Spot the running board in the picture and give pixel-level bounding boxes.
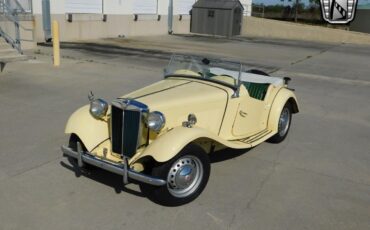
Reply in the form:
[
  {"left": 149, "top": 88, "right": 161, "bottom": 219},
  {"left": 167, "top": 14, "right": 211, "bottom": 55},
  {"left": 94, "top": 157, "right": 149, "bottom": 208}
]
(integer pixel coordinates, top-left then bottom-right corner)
[{"left": 230, "top": 129, "right": 275, "bottom": 147}]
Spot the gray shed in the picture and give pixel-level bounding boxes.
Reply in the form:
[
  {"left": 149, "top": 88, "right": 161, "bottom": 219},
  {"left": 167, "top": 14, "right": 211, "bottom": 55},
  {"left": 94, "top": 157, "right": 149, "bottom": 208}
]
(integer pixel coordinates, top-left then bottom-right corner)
[{"left": 190, "top": 0, "right": 244, "bottom": 37}]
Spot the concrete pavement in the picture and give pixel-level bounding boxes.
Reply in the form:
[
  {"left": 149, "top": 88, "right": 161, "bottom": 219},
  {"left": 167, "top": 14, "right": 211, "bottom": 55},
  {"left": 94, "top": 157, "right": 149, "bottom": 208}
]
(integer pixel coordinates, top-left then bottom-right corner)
[{"left": 0, "top": 35, "right": 369, "bottom": 230}]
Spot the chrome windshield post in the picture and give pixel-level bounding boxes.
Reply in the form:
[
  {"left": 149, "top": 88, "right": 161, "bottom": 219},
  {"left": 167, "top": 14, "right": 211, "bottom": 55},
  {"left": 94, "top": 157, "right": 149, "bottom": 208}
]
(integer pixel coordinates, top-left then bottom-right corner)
[{"left": 232, "top": 63, "right": 243, "bottom": 98}]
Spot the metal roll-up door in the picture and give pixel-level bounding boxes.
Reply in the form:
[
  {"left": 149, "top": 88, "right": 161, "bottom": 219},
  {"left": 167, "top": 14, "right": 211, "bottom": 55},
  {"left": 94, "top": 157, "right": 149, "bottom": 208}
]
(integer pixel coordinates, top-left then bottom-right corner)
[
  {"left": 174, "top": 0, "right": 195, "bottom": 15},
  {"left": 65, "top": 0, "right": 103, "bottom": 14},
  {"left": 133, "top": 0, "right": 158, "bottom": 14}
]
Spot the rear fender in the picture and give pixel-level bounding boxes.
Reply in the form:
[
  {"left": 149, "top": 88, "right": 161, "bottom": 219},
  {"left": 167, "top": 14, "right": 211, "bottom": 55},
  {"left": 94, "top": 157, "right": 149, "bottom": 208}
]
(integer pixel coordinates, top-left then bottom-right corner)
[
  {"left": 65, "top": 105, "right": 109, "bottom": 151},
  {"left": 268, "top": 88, "right": 299, "bottom": 132}
]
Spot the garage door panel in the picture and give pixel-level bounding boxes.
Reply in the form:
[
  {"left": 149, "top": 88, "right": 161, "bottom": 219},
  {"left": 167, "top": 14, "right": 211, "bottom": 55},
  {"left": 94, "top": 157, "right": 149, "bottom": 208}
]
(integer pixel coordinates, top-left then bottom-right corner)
[
  {"left": 133, "top": 0, "right": 158, "bottom": 14},
  {"left": 174, "top": 0, "right": 195, "bottom": 15},
  {"left": 65, "top": 0, "right": 103, "bottom": 14}
]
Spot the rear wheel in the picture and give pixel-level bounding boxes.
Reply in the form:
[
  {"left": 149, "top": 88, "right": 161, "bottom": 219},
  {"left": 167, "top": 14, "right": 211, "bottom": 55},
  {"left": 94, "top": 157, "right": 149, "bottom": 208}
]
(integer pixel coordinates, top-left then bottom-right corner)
[
  {"left": 268, "top": 103, "right": 292, "bottom": 143},
  {"left": 141, "top": 144, "right": 210, "bottom": 206}
]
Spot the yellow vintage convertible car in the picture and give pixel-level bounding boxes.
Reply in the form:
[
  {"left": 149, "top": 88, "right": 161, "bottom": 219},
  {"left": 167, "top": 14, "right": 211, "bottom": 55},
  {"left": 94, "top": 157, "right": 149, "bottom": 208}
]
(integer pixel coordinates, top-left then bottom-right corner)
[{"left": 62, "top": 55, "right": 299, "bottom": 206}]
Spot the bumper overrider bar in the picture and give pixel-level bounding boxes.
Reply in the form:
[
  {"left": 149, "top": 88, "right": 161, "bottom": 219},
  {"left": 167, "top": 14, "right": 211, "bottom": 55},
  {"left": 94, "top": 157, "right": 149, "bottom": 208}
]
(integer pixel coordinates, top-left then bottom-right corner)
[{"left": 61, "top": 143, "right": 166, "bottom": 186}]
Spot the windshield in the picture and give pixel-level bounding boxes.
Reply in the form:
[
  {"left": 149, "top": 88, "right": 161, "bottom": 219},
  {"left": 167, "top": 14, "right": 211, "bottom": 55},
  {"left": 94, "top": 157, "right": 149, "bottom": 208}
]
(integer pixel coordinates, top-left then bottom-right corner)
[{"left": 164, "top": 55, "right": 246, "bottom": 89}]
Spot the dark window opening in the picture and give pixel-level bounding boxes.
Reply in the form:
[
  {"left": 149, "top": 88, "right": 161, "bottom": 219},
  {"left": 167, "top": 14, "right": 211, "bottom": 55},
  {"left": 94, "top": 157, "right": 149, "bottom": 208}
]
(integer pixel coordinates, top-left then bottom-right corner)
[{"left": 208, "top": 10, "right": 215, "bottom": 17}]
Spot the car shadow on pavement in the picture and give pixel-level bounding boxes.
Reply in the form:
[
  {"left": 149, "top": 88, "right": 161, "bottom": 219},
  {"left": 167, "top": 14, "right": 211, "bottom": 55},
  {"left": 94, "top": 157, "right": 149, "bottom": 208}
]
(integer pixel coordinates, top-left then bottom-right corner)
[
  {"left": 60, "top": 157, "right": 145, "bottom": 197},
  {"left": 209, "top": 148, "right": 252, "bottom": 163},
  {"left": 59, "top": 147, "right": 252, "bottom": 200}
]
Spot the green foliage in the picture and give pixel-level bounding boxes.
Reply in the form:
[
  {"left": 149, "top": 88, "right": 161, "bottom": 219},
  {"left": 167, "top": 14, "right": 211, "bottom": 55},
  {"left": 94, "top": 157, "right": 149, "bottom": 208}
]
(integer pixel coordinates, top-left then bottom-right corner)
[
  {"left": 252, "top": 1, "right": 324, "bottom": 24},
  {"left": 309, "top": 0, "right": 321, "bottom": 5},
  {"left": 265, "top": 4, "right": 285, "bottom": 13},
  {"left": 292, "top": 2, "right": 306, "bottom": 11}
]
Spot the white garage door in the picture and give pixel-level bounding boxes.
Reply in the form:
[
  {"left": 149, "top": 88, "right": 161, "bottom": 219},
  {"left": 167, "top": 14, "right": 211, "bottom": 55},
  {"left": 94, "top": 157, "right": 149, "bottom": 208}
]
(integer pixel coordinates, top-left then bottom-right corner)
[
  {"left": 174, "top": 0, "right": 195, "bottom": 15},
  {"left": 133, "top": 0, "right": 158, "bottom": 14},
  {"left": 65, "top": 0, "right": 103, "bottom": 14}
]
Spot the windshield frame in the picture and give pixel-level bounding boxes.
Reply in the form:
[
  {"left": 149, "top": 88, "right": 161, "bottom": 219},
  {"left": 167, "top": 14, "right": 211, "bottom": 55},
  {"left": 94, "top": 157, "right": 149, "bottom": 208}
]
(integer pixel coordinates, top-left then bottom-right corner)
[
  {"left": 164, "top": 74, "right": 239, "bottom": 91},
  {"left": 164, "top": 55, "right": 243, "bottom": 94}
]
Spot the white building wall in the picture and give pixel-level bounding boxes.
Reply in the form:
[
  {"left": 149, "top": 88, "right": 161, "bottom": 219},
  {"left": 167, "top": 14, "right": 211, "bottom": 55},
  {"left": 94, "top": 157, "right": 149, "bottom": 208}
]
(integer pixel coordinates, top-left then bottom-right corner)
[
  {"left": 32, "top": 0, "right": 170, "bottom": 15},
  {"left": 104, "top": 0, "right": 159, "bottom": 15},
  {"left": 31, "top": 0, "right": 42, "bottom": 14},
  {"left": 30, "top": 0, "right": 192, "bottom": 42},
  {"left": 103, "top": 0, "right": 133, "bottom": 15},
  {"left": 32, "top": 0, "right": 65, "bottom": 14},
  {"left": 49, "top": 1, "right": 65, "bottom": 14},
  {"left": 32, "top": 0, "right": 249, "bottom": 16},
  {"left": 239, "top": 0, "right": 252, "bottom": 16},
  {"left": 65, "top": 0, "right": 102, "bottom": 14},
  {"left": 158, "top": 0, "right": 169, "bottom": 15},
  {"left": 174, "top": 0, "right": 195, "bottom": 15},
  {"left": 29, "top": 0, "right": 249, "bottom": 43},
  {"left": 105, "top": 0, "right": 169, "bottom": 15}
]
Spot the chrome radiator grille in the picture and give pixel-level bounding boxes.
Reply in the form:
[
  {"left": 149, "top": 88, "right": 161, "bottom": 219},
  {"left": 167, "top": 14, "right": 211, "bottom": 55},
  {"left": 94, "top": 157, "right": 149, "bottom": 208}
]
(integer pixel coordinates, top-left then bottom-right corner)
[
  {"left": 111, "top": 99, "right": 149, "bottom": 158},
  {"left": 111, "top": 105, "right": 125, "bottom": 155}
]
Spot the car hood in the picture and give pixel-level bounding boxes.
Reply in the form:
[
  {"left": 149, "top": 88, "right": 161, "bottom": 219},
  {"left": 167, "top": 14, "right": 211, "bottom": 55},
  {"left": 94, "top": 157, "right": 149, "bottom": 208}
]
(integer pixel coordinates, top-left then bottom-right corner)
[{"left": 121, "top": 78, "right": 230, "bottom": 135}]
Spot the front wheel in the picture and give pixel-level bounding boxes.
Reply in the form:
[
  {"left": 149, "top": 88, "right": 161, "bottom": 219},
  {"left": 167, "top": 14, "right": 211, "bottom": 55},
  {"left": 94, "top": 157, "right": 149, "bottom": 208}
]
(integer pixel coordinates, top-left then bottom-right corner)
[
  {"left": 67, "top": 134, "right": 95, "bottom": 170},
  {"left": 268, "top": 102, "right": 292, "bottom": 143},
  {"left": 141, "top": 144, "right": 210, "bottom": 206}
]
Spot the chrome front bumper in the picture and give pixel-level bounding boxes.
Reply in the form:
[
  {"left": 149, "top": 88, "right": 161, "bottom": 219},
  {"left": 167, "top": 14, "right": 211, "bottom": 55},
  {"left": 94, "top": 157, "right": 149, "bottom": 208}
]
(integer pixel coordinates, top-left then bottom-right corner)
[{"left": 61, "top": 144, "right": 166, "bottom": 186}]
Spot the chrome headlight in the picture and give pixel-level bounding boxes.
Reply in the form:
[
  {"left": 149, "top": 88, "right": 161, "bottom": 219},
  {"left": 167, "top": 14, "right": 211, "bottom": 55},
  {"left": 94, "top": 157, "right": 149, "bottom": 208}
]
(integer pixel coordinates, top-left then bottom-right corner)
[
  {"left": 89, "top": 98, "right": 108, "bottom": 119},
  {"left": 147, "top": 111, "right": 166, "bottom": 132}
]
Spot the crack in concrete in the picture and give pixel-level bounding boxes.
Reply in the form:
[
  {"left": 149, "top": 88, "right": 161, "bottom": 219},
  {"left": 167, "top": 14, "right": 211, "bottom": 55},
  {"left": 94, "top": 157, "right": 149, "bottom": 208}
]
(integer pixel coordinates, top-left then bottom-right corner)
[
  {"left": 0, "top": 156, "right": 63, "bottom": 183},
  {"left": 227, "top": 140, "right": 290, "bottom": 230},
  {"left": 289, "top": 45, "right": 336, "bottom": 66},
  {"left": 245, "top": 140, "right": 288, "bottom": 209},
  {"left": 269, "top": 43, "right": 344, "bottom": 74},
  {"left": 227, "top": 213, "right": 236, "bottom": 230}
]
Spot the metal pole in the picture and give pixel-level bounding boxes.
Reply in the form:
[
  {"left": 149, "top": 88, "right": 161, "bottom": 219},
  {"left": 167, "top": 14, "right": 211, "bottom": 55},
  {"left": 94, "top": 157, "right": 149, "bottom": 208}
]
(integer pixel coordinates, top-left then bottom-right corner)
[
  {"left": 14, "top": 13, "right": 21, "bottom": 50},
  {"left": 52, "top": 20, "right": 60, "bottom": 67},
  {"left": 294, "top": 0, "right": 298, "bottom": 22},
  {"left": 8, "top": 0, "right": 22, "bottom": 52},
  {"left": 168, "top": 0, "right": 173, "bottom": 34},
  {"left": 42, "top": 0, "right": 52, "bottom": 41}
]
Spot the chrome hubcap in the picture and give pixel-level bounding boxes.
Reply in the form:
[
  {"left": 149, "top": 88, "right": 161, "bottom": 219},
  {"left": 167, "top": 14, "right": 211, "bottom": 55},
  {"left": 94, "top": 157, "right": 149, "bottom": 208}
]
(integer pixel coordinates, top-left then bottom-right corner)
[
  {"left": 167, "top": 155, "right": 203, "bottom": 198},
  {"left": 278, "top": 107, "right": 290, "bottom": 137}
]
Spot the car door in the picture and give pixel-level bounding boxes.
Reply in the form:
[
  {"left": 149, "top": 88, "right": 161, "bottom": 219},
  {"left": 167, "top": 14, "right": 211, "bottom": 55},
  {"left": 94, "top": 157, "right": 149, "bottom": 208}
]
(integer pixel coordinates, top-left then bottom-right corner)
[{"left": 232, "top": 85, "right": 270, "bottom": 137}]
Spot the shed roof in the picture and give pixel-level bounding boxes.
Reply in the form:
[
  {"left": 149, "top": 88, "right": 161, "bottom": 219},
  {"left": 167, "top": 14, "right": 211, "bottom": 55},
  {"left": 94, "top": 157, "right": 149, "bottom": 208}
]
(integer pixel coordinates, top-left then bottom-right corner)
[{"left": 193, "top": 0, "right": 243, "bottom": 10}]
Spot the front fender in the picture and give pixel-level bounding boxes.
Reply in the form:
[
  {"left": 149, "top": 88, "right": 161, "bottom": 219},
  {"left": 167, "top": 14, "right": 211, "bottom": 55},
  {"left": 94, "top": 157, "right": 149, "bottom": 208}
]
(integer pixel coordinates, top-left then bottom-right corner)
[
  {"left": 65, "top": 105, "right": 109, "bottom": 151},
  {"left": 268, "top": 88, "right": 299, "bottom": 132},
  {"left": 131, "top": 126, "right": 252, "bottom": 163}
]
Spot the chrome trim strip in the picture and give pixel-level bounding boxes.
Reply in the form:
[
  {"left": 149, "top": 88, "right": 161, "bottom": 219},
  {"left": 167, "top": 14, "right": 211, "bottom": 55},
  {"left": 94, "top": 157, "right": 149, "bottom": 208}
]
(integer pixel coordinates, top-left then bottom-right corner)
[
  {"left": 121, "top": 107, "right": 125, "bottom": 157},
  {"left": 61, "top": 145, "right": 166, "bottom": 186},
  {"left": 77, "top": 142, "right": 84, "bottom": 167},
  {"left": 123, "top": 156, "right": 129, "bottom": 184},
  {"left": 136, "top": 111, "right": 143, "bottom": 150},
  {"left": 112, "top": 99, "right": 149, "bottom": 112}
]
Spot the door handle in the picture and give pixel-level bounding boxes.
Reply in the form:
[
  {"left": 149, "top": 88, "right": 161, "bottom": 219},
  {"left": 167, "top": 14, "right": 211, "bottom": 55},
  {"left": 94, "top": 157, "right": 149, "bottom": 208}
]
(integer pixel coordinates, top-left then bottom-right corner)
[{"left": 239, "top": 110, "right": 247, "bottom": 117}]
